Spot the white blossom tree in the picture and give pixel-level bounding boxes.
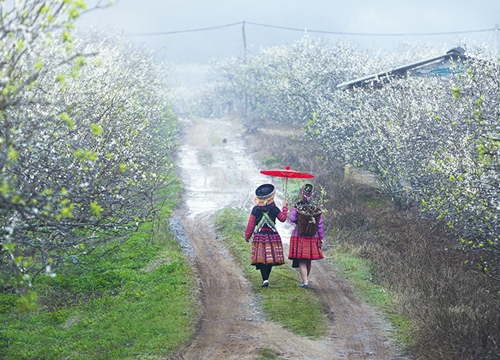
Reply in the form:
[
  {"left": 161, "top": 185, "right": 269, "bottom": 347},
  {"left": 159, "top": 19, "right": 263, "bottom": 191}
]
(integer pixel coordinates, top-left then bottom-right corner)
[
  {"left": 193, "top": 37, "right": 499, "bottom": 275},
  {"left": 0, "top": 1, "right": 178, "bottom": 296},
  {"left": 309, "top": 53, "right": 499, "bottom": 275}
]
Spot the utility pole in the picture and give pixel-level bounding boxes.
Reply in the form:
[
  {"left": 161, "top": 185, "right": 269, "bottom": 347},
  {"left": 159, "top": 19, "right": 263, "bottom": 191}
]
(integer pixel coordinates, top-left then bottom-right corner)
[
  {"left": 242, "top": 21, "right": 248, "bottom": 115},
  {"left": 496, "top": 24, "right": 499, "bottom": 56},
  {"left": 242, "top": 21, "right": 247, "bottom": 63}
]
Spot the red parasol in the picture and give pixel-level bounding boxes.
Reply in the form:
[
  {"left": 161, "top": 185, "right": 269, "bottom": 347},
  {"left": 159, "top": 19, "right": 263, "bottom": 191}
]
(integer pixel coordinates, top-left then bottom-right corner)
[
  {"left": 260, "top": 166, "right": 314, "bottom": 179},
  {"left": 260, "top": 166, "right": 314, "bottom": 199}
]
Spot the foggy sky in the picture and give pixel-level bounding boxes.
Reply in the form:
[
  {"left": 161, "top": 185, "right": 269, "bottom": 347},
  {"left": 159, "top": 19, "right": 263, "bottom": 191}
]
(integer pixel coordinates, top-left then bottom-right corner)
[{"left": 77, "top": 0, "right": 500, "bottom": 64}]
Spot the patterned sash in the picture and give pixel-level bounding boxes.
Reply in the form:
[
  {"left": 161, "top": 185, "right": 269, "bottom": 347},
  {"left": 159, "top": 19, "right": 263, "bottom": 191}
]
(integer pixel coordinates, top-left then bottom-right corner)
[{"left": 255, "top": 211, "right": 276, "bottom": 233}]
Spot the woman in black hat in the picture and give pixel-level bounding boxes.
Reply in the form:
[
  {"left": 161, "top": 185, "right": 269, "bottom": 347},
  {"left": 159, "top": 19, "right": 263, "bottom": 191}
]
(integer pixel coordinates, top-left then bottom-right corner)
[{"left": 244, "top": 183, "right": 288, "bottom": 287}]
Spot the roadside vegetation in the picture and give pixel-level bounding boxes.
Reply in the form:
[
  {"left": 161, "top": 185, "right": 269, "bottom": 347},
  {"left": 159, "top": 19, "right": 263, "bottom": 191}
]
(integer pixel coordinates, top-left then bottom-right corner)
[
  {"left": 0, "top": 184, "right": 197, "bottom": 359},
  {"left": 1, "top": 2, "right": 196, "bottom": 359},
  {"left": 187, "top": 37, "right": 500, "bottom": 358},
  {"left": 331, "top": 246, "right": 413, "bottom": 346},
  {"left": 1, "top": 1, "right": 178, "bottom": 298}
]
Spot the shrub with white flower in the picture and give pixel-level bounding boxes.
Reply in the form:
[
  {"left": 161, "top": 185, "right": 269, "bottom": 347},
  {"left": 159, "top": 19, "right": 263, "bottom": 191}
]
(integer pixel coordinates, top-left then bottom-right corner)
[{"left": 0, "top": 1, "right": 178, "bottom": 295}]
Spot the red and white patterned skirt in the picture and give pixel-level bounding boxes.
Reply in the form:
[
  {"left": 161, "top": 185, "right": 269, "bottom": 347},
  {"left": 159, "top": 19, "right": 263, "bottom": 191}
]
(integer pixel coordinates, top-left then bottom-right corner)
[
  {"left": 251, "top": 232, "right": 285, "bottom": 266},
  {"left": 288, "top": 229, "right": 323, "bottom": 264}
]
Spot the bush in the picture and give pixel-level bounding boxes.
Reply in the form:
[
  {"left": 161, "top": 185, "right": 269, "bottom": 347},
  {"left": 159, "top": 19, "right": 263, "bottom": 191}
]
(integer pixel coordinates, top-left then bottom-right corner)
[{"left": 1, "top": 27, "right": 178, "bottom": 295}]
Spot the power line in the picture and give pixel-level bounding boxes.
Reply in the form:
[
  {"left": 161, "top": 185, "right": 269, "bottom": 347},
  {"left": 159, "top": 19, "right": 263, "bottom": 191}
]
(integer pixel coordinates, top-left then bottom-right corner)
[
  {"left": 126, "top": 22, "right": 241, "bottom": 36},
  {"left": 246, "top": 21, "right": 494, "bottom": 36},
  {"left": 125, "top": 20, "right": 496, "bottom": 38}
]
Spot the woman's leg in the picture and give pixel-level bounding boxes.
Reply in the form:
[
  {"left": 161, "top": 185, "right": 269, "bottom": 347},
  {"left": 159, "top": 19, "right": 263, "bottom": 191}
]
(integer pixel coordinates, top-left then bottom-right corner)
[
  {"left": 260, "top": 264, "right": 272, "bottom": 281},
  {"left": 306, "top": 259, "right": 312, "bottom": 276},
  {"left": 299, "top": 260, "right": 309, "bottom": 285}
]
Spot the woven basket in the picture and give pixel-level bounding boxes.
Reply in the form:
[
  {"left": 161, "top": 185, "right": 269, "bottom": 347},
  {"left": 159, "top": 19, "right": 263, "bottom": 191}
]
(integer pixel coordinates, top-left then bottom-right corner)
[{"left": 296, "top": 205, "right": 322, "bottom": 237}]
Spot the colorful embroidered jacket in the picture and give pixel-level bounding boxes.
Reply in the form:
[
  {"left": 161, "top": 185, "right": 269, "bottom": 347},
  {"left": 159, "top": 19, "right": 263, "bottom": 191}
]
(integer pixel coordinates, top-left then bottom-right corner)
[{"left": 245, "top": 202, "right": 288, "bottom": 239}]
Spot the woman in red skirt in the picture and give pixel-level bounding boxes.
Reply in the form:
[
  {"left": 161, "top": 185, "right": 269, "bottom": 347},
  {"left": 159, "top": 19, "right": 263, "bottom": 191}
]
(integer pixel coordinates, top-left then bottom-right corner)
[
  {"left": 288, "top": 184, "right": 324, "bottom": 289},
  {"left": 245, "top": 183, "right": 288, "bottom": 287}
]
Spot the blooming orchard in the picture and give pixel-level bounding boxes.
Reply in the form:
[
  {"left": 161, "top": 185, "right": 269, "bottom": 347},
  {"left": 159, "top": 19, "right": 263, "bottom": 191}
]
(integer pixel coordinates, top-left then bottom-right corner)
[
  {"left": 193, "top": 36, "right": 499, "bottom": 275},
  {"left": 0, "top": 1, "right": 177, "bottom": 293}
]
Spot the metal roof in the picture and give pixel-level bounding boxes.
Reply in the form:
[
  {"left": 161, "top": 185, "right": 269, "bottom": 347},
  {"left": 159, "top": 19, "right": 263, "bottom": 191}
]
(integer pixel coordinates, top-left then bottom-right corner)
[{"left": 337, "top": 47, "right": 467, "bottom": 90}]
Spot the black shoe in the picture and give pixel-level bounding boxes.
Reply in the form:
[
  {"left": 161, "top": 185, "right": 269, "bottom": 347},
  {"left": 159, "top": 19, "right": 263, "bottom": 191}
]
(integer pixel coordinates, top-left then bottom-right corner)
[
  {"left": 262, "top": 280, "right": 269, "bottom": 287},
  {"left": 300, "top": 283, "right": 309, "bottom": 289}
]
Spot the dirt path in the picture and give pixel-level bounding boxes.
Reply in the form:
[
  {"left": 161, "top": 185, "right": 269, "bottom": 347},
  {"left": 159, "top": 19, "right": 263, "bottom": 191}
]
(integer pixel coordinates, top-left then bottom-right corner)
[{"left": 169, "top": 117, "right": 406, "bottom": 360}]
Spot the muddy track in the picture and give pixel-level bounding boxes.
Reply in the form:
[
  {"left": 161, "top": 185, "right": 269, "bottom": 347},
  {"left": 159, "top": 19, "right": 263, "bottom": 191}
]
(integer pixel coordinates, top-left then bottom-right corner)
[{"left": 169, "top": 117, "right": 407, "bottom": 360}]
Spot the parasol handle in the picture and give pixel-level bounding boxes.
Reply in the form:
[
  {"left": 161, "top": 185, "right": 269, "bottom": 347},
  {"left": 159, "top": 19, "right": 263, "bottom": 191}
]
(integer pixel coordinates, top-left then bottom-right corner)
[{"left": 285, "top": 178, "right": 289, "bottom": 202}]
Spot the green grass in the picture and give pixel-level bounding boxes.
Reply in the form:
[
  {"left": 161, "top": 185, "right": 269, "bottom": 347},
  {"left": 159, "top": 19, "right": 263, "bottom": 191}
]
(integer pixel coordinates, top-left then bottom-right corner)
[
  {"left": 0, "top": 184, "right": 196, "bottom": 360},
  {"left": 329, "top": 246, "right": 413, "bottom": 347},
  {"left": 358, "top": 187, "right": 392, "bottom": 208},
  {"left": 214, "top": 208, "right": 327, "bottom": 338},
  {"left": 262, "top": 155, "right": 281, "bottom": 168},
  {"left": 257, "top": 347, "right": 283, "bottom": 359}
]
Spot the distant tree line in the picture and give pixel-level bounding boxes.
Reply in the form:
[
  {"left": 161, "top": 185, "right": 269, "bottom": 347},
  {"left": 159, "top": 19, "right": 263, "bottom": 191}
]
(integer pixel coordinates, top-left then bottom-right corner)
[
  {"left": 191, "top": 36, "right": 499, "bottom": 278},
  {"left": 0, "top": 1, "right": 178, "bottom": 297}
]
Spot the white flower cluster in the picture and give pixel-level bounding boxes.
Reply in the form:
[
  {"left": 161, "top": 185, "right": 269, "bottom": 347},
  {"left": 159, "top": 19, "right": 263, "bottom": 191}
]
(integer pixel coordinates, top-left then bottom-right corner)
[
  {"left": 194, "top": 36, "right": 499, "bottom": 254},
  {"left": 0, "top": 2, "right": 178, "bottom": 290}
]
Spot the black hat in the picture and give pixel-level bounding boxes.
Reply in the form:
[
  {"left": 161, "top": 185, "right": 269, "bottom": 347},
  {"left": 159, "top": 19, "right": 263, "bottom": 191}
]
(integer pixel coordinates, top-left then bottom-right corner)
[{"left": 254, "top": 184, "right": 276, "bottom": 206}]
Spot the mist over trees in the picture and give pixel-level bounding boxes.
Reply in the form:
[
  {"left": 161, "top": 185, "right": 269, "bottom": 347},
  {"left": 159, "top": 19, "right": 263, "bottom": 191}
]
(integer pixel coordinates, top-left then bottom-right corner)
[
  {"left": 0, "top": 1, "right": 177, "bottom": 297},
  {"left": 189, "top": 36, "right": 499, "bottom": 278}
]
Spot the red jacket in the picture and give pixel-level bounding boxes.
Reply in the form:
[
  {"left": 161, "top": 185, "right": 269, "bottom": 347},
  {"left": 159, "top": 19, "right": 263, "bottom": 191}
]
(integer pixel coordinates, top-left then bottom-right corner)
[{"left": 245, "top": 202, "right": 288, "bottom": 240}]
